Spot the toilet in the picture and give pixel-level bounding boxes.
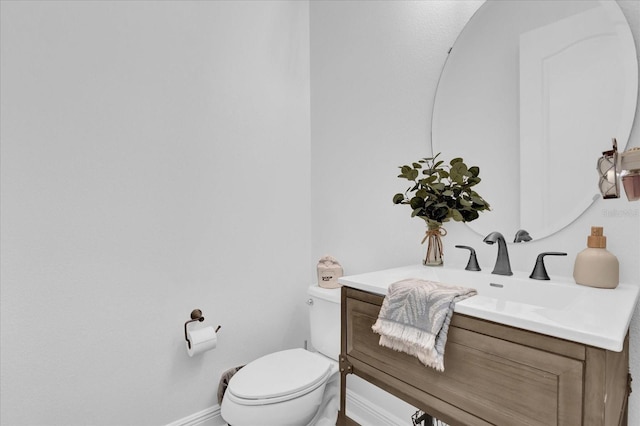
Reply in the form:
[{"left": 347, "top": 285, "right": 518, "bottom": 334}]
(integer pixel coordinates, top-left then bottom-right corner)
[{"left": 220, "top": 285, "right": 341, "bottom": 426}]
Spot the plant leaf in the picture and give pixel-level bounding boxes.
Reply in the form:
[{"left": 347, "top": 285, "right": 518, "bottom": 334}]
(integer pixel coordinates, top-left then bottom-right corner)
[
  {"left": 409, "top": 196, "right": 425, "bottom": 209},
  {"left": 392, "top": 193, "right": 405, "bottom": 204},
  {"left": 471, "top": 196, "right": 486, "bottom": 206},
  {"left": 451, "top": 209, "right": 464, "bottom": 221}
]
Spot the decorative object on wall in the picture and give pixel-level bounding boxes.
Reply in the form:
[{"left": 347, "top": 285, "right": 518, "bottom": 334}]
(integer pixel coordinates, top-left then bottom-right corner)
[
  {"left": 393, "top": 153, "right": 490, "bottom": 266},
  {"left": 620, "top": 147, "right": 640, "bottom": 202},
  {"left": 184, "top": 309, "right": 221, "bottom": 357},
  {"left": 597, "top": 139, "right": 640, "bottom": 202},
  {"left": 316, "top": 255, "right": 344, "bottom": 288},
  {"left": 597, "top": 139, "right": 620, "bottom": 199}
]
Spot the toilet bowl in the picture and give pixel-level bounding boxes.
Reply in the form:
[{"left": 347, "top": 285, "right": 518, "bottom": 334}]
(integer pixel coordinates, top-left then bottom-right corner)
[
  {"left": 221, "top": 348, "right": 338, "bottom": 426},
  {"left": 221, "top": 286, "right": 341, "bottom": 426}
]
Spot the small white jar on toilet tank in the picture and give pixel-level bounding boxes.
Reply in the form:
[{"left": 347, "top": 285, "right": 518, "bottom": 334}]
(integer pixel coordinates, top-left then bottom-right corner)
[{"left": 316, "top": 255, "right": 343, "bottom": 289}]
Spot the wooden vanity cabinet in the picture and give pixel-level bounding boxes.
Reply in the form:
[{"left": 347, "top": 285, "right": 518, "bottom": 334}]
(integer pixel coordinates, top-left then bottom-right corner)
[{"left": 338, "top": 287, "right": 631, "bottom": 426}]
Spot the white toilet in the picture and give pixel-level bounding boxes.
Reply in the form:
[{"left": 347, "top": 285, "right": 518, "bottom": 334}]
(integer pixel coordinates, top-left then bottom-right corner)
[{"left": 220, "top": 286, "right": 341, "bottom": 426}]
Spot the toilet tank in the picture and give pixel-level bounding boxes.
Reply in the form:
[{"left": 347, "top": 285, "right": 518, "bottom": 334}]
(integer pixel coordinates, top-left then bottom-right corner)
[{"left": 307, "top": 285, "right": 341, "bottom": 361}]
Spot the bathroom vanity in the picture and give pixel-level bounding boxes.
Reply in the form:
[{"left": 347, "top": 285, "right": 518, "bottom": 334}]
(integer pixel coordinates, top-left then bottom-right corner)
[{"left": 337, "top": 265, "right": 639, "bottom": 426}]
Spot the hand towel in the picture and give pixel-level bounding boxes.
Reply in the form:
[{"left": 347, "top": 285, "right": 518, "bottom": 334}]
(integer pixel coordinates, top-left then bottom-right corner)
[{"left": 371, "top": 278, "right": 476, "bottom": 371}]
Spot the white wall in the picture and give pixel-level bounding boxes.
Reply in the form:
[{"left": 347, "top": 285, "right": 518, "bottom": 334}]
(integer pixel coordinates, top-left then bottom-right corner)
[
  {"left": 0, "top": 1, "right": 310, "bottom": 425},
  {"left": 310, "top": 0, "right": 640, "bottom": 423},
  {"left": 310, "top": 0, "right": 484, "bottom": 275},
  {"left": 2, "top": 0, "right": 639, "bottom": 424}
]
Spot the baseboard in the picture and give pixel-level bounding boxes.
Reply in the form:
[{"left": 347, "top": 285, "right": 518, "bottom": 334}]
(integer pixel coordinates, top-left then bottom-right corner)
[
  {"left": 166, "top": 405, "right": 225, "bottom": 426},
  {"left": 167, "top": 390, "right": 405, "bottom": 426},
  {"left": 346, "top": 389, "right": 407, "bottom": 426}
]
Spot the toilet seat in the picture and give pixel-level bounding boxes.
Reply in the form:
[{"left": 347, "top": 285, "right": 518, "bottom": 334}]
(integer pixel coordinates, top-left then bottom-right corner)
[{"left": 226, "top": 348, "right": 332, "bottom": 406}]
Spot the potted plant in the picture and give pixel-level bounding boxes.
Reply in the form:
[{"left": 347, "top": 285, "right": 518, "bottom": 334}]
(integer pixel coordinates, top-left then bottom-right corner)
[{"left": 393, "top": 153, "right": 490, "bottom": 266}]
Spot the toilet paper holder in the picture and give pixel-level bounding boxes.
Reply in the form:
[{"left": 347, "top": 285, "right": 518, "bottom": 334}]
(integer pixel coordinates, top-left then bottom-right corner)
[{"left": 184, "top": 309, "right": 221, "bottom": 349}]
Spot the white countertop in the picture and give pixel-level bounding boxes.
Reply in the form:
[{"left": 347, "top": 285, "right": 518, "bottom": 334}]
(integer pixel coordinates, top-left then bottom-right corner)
[{"left": 338, "top": 265, "right": 640, "bottom": 352}]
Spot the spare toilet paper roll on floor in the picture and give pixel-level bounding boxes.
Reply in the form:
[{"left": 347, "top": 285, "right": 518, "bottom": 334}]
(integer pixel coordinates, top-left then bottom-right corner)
[{"left": 186, "top": 326, "right": 217, "bottom": 357}]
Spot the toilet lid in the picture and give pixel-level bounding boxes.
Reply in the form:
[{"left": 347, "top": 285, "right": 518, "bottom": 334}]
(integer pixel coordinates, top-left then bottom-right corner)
[{"left": 227, "top": 348, "right": 332, "bottom": 401}]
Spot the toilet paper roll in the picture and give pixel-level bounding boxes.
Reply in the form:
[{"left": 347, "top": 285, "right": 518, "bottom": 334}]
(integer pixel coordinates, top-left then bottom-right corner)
[{"left": 186, "top": 326, "right": 217, "bottom": 357}]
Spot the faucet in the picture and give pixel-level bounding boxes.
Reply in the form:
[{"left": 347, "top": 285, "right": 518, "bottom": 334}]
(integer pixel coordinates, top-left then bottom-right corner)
[
  {"left": 483, "top": 231, "right": 513, "bottom": 276},
  {"left": 513, "top": 229, "right": 532, "bottom": 243}
]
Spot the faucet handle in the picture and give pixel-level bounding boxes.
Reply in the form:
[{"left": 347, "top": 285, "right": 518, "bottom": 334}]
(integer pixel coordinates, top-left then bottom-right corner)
[
  {"left": 529, "top": 252, "right": 567, "bottom": 280},
  {"left": 455, "top": 245, "right": 481, "bottom": 271}
]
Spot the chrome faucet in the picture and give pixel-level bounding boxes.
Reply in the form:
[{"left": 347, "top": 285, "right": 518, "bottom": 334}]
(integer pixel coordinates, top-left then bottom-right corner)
[{"left": 483, "top": 231, "right": 513, "bottom": 276}]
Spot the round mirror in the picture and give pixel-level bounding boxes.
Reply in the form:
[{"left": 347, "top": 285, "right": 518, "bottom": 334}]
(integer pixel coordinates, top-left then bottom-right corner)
[{"left": 432, "top": 0, "right": 638, "bottom": 241}]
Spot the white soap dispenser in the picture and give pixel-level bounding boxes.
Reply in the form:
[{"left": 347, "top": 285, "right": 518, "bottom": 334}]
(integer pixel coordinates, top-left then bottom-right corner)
[{"left": 573, "top": 226, "right": 619, "bottom": 289}]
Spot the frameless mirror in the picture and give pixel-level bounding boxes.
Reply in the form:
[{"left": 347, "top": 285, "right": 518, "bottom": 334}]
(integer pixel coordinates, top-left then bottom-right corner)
[{"left": 432, "top": 0, "right": 638, "bottom": 241}]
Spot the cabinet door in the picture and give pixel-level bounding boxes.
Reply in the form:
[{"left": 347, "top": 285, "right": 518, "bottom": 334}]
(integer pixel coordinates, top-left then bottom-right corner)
[{"left": 345, "top": 297, "right": 584, "bottom": 425}]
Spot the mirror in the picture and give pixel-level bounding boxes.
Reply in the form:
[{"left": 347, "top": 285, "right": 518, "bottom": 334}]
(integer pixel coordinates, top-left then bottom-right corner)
[{"left": 432, "top": 0, "right": 638, "bottom": 241}]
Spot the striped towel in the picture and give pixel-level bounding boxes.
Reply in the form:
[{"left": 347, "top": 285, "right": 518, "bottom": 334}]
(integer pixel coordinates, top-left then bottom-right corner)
[{"left": 371, "top": 278, "right": 477, "bottom": 371}]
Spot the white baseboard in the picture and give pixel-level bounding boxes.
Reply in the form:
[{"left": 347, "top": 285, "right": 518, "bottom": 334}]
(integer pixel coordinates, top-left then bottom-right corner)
[
  {"left": 166, "top": 405, "right": 225, "bottom": 426},
  {"left": 167, "top": 389, "right": 406, "bottom": 426}
]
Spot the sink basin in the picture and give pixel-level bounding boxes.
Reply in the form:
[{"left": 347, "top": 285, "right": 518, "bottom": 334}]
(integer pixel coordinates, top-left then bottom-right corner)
[
  {"left": 338, "top": 265, "right": 640, "bottom": 351},
  {"left": 424, "top": 267, "right": 577, "bottom": 309}
]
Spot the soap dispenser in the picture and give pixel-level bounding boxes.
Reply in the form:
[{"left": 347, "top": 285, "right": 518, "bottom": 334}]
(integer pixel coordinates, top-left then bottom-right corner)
[{"left": 573, "top": 227, "right": 619, "bottom": 289}]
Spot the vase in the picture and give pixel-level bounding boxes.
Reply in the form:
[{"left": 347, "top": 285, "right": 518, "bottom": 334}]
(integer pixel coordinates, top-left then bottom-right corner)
[{"left": 422, "top": 225, "right": 446, "bottom": 266}]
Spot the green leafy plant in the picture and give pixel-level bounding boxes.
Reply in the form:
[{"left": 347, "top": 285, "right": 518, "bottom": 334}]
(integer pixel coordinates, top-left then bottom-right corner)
[{"left": 393, "top": 153, "right": 490, "bottom": 228}]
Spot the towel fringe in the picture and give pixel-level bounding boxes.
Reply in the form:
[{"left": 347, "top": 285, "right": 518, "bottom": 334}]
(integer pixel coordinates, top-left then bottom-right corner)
[
  {"left": 372, "top": 319, "right": 437, "bottom": 350},
  {"left": 372, "top": 319, "right": 444, "bottom": 371}
]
